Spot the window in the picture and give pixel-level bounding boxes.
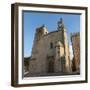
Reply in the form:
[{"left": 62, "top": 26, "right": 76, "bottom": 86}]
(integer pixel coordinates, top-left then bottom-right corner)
[{"left": 50, "top": 42, "right": 53, "bottom": 49}]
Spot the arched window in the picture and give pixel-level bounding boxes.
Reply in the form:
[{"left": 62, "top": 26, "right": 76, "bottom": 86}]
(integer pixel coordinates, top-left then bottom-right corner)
[{"left": 50, "top": 42, "right": 53, "bottom": 49}]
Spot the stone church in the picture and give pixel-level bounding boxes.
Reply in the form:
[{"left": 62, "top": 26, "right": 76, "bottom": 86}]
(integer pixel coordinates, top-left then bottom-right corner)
[{"left": 29, "top": 18, "right": 71, "bottom": 76}]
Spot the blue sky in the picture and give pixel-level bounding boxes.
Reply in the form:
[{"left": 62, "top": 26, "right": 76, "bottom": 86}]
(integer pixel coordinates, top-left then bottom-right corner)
[{"left": 23, "top": 11, "right": 80, "bottom": 57}]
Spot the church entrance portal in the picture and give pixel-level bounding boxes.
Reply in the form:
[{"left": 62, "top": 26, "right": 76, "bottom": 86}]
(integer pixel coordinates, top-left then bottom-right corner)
[{"left": 47, "top": 56, "right": 54, "bottom": 73}]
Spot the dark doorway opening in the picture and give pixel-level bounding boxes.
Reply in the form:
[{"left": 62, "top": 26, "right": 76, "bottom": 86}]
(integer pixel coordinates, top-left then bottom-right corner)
[
  {"left": 61, "top": 57, "right": 65, "bottom": 72},
  {"left": 47, "top": 56, "right": 54, "bottom": 73}
]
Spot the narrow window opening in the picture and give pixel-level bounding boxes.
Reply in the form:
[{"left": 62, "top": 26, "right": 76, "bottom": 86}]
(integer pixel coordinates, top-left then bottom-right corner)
[{"left": 50, "top": 42, "right": 53, "bottom": 49}]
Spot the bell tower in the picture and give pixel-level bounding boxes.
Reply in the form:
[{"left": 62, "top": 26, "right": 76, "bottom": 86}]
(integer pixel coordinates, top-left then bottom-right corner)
[
  {"left": 57, "top": 18, "right": 71, "bottom": 72},
  {"left": 57, "top": 18, "right": 65, "bottom": 30}
]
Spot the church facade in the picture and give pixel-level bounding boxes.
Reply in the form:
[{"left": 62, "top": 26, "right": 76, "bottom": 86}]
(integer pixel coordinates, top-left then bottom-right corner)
[{"left": 29, "top": 18, "right": 71, "bottom": 76}]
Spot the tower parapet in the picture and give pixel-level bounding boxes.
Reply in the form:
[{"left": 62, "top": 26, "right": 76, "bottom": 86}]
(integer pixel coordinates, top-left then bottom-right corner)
[{"left": 34, "top": 24, "right": 48, "bottom": 42}]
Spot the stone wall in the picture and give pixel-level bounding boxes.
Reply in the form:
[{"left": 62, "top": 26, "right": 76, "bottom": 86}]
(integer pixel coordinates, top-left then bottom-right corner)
[{"left": 71, "top": 32, "right": 80, "bottom": 72}]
